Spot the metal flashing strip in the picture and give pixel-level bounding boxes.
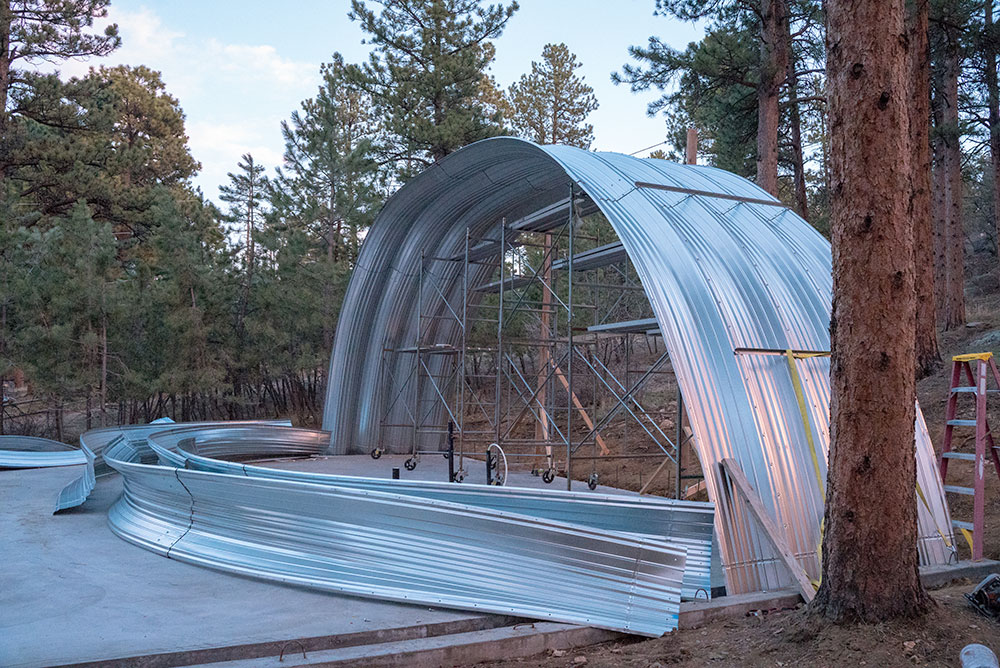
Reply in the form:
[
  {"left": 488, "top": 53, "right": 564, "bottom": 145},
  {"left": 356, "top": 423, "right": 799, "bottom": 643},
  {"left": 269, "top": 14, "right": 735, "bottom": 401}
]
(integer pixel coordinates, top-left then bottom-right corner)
[{"left": 98, "top": 424, "right": 700, "bottom": 636}]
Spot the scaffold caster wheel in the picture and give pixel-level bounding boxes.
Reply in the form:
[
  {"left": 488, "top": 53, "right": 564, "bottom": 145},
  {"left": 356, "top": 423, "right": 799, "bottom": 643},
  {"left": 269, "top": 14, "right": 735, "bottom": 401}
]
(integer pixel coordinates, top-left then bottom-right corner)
[
  {"left": 588, "top": 472, "right": 599, "bottom": 490},
  {"left": 370, "top": 448, "right": 383, "bottom": 460},
  {"left": 404, "top": 457, "right": 418, "bottom": 471},
  {"left": 454, "top": 470, "right": 466, "bottom": 483},
  {"left": 541, "top": 468, "right": 555, "bottom": 484}
]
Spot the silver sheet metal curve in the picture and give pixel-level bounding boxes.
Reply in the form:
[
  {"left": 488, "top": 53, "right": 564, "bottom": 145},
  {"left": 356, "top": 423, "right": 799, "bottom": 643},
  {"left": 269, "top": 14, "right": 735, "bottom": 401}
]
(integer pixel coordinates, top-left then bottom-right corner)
[
  {"left": 0, "top": 435, "right": 86, "bottom": 468},
  {"left": 142, "top": 423, "right": 714, "bottom": 601},
  {"left": 52, "top": 419, "right": 291, "bottom": 512},
  {"left": 100, "top": 423, "right": 705, "bottom": 636},
  {"left": 321, "top": 137, "right": 954, "bottom": 594}
]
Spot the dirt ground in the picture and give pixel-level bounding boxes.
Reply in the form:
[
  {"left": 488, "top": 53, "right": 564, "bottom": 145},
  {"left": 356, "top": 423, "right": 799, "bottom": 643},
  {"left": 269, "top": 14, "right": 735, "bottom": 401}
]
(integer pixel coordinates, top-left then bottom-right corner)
[{"left": 477, "top": 582, "right": 999, "bottom": 668}]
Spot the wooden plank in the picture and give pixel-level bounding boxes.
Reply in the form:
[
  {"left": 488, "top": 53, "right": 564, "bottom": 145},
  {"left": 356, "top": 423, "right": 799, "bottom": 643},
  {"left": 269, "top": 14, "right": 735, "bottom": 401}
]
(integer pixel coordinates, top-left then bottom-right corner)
[
  {"left": 551, "top": 364, "right": 610, "bottom": 455},
  {"left": 719, "top": 458, "right": 816, "bottom": 602}
]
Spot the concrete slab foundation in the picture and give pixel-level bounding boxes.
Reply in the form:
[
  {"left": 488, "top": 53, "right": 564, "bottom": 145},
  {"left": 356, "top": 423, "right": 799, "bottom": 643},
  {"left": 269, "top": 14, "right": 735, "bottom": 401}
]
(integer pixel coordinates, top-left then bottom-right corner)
[{"left": 3, "top": 458, "right": 995, "bottom": 668}]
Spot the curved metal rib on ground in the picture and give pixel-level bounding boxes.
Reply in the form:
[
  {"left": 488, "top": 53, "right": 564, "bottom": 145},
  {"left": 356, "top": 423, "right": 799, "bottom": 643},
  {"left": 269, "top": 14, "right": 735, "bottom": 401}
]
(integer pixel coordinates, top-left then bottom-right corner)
[
  {"left": 103, "top": 427, "right": 692, "bottom": 636},
  {"left": 145, "top": 424, "right": 715, "bottom": 601},
  {"left": 321, "top": 137, "right": 954, "bottom": 594},
  {"left": 0, "top": 435, "right": 87, "bottom": 468},
  {"left": 53, "top": 420, "right": 291, "bottom": 512}
]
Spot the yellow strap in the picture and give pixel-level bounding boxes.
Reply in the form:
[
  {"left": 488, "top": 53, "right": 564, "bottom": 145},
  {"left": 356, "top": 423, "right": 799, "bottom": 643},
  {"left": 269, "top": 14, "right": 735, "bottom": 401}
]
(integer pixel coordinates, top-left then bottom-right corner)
[
  {"left": 915, "top": 481, "right": 954, "bottom": 549},
  {"left": 785, "top": 350, "right": 827, "bottom": 584},
  {"left": 785, "top": 350, "right": 825, "bottom": 496},
  {"left": 953, "top": 352, "right": 992, "bottom": 362},
  {"left": 959, "top": 527, "right": 974, "bottom": 553}
]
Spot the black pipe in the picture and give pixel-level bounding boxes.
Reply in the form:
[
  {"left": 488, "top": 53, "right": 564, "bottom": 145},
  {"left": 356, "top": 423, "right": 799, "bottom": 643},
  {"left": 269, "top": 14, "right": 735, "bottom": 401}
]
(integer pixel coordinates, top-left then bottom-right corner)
[
  {"left": 392, "top": 467, "right": 400, "bottom": 480},
  {"left": 447, "top": 421, "right": 455, "bottom": 483}
]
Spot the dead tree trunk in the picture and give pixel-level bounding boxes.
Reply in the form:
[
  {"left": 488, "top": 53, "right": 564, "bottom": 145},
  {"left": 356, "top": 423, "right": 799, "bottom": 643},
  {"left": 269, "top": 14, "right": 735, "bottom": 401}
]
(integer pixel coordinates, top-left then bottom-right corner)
[
  {"left": 908, "top": 0, "right": 941, "bottom": 378},
  {"left": 757, "top": 0, "right": 790, "bottom": 196},
  {"left": 814, "top": 0, "right": 930, "bottom": 622}
]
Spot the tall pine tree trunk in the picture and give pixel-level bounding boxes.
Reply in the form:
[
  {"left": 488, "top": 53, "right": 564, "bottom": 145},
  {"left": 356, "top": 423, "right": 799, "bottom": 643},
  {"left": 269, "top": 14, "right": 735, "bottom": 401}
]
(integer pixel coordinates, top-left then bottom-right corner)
[
  {"left": 908, "top": 0, "right": 940, "bottom": 377},
  {"left": 815, "top": 0, "right": 929, "bottom": 621},
  {"left": 942, "top": 42, "right": 965, "bottom": 329},
  {"left": 986, "top": 0, "right": 1000, "bottom": 258},
  {"left": 786, "top": 21, "right": 809, "bottom": 220},
  {"left": 757, "top": 0, "right": 789, "bottom": 196}
]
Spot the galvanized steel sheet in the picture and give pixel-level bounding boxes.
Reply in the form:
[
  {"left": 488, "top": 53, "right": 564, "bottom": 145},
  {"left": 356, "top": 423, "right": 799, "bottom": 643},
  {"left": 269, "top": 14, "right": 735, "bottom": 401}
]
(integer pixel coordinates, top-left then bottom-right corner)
[
  {"left": 143, "top": 423, "right": 715, "bottom": 601},
  {"left": 321, "top": 137, "right": 955, "bottom": 594},
  {"left": 0, "top": 435, "right": 86, "bottom": 468},
  {"left": 102, "top": 425, "right": 693, "bottom": 636}
]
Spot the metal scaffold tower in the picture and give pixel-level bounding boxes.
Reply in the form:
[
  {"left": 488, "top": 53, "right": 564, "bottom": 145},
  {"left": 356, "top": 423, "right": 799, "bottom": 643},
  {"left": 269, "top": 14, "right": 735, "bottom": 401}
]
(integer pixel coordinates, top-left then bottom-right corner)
[{"left": 375, "top": 186, "right": 698, "bottom": 492}]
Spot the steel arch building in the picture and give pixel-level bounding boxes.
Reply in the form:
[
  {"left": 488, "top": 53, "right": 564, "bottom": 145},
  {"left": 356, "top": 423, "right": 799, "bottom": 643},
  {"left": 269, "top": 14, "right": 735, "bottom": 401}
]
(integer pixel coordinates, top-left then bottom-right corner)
[{"left": 322, "top": 137, "right": 953, "bottom": 594}]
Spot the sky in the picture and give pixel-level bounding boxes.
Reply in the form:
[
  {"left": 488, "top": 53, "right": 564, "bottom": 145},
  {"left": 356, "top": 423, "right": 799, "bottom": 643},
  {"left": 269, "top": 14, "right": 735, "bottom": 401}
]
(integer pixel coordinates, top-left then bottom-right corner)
[{"left": 42, "top": 0, "right": 705, "bottom": 202}]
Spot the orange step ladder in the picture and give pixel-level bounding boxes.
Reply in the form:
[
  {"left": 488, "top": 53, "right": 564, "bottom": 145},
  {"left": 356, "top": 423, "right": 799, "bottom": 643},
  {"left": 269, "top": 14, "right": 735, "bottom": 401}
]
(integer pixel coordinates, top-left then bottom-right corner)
[{"left": 939, "top": 352, "right": 1000, "bottom": 560}]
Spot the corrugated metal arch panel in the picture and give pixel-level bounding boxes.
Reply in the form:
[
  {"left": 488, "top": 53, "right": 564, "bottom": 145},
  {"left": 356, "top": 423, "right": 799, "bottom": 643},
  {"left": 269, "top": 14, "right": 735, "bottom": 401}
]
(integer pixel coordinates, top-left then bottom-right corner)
[{"left": 322, "top": 137, "right": 954, "bottom": 593}]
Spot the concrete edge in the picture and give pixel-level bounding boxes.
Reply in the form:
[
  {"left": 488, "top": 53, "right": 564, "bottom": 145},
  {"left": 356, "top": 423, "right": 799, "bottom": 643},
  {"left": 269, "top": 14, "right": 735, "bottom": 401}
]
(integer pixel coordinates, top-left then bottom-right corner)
[
  {"left": 53, "top": 614, "right": 526, "bottom": 668},
  {"left": 920, "top": 559, "right": 1000, "bottom": 589},
  {"left": 231, "top": 623, "right": 621, "bottom": 668},
  {"left": 678, "top": 588, "right": 802, "bottom": 629}
]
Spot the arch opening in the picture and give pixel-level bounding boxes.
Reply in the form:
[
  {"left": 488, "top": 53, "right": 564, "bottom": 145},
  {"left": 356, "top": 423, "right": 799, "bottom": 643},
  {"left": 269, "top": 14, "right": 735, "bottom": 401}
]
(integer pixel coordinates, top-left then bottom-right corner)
[{"left": 323, "top": 137, "right": 955, "bottom": 595}]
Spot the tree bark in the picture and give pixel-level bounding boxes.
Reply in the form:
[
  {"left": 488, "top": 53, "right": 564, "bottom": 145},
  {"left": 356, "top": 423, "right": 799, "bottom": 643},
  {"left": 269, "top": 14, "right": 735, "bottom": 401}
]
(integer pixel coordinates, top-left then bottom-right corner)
[
  {"left": 930, "top": 78, "right": 947, "bottom": 316},
  {"left": 786, "top": 20, "right": 810, "bottom": 220},
  {"left": 940, "top": 31, "right": 965, "bottom": 328},
  {"left": 986, "top": 0, "right": 1000, "bottom": 258},
  {"left": 814, "top": 0, "right": 929, "bottom": 622},
  {"left": 907, "top": 0, "right": 941, "bottom": 378},
  {"left": 757, "top": 0, "right": 790, "bottom": 196}
]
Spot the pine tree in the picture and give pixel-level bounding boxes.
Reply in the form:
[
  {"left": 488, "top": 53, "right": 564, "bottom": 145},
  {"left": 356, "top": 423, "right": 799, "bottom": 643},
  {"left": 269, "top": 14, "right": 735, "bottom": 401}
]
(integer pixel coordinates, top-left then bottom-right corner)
[
  {"left": 507, "top": 43, "right": 598, "bottom": 148},
  {"left": 272, "top": 54, "right": 384, "bottom": 350},
  {"left": 219, "top": 153, "right": 268, "bottom": 336},
  {"left": 347, "top": 0, "right": 518, "bottom": 170},
  {"left": 618, "top": 0, "right": 791, "bottom": 196},
  {"left": 17, "top": 202, "right": 118, "bottom": 436},
  {"left": 0, "top": 0, "right": 119, "bottom": 125},
  {"left": 817, "top": 0, "right": 929, "bottom": 621}
]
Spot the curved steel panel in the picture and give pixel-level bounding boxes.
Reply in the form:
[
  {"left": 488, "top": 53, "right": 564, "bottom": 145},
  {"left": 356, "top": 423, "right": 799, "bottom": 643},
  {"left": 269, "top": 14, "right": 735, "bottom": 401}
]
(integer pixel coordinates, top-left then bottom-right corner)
[
  {"left": 143, "top": 424, "right": 714, "bottom": 601},
  {"left": 52, "top": 419, "right": 291, "bottom": 512},
  {"left": 0, "top": 435, "right": 87, "bottom": 468},
  {"left": 322, "top": 137, "right": 954, "bottom": 594},
  {"left": 102, "top": 425, "right": 693, "bottom": 636}
]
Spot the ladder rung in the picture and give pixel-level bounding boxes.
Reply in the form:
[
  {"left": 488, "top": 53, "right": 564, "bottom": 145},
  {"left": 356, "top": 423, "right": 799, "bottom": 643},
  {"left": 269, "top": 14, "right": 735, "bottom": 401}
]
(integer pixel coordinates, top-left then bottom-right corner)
[
  {"left": 951, "top": 386, "right": 978, "bottom": 393},
  {"left": 947, "top": 419, "right": 977, "bottom": 427},
  {"left": 952, "top": 519, "right": 975, "bottom": 531},
  {"left": 944, "top": 484, "right": 975, "bottom": 496},
  {"left": 942, "top": 451, "right": 976, "bottom": 461}
]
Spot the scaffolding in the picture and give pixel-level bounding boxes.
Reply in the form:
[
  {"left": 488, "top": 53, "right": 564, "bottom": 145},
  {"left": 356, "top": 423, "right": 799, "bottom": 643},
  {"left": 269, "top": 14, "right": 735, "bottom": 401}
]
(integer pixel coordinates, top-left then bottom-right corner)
[{"left": 376, "top": 186, "right": 699, "bottom": 493}]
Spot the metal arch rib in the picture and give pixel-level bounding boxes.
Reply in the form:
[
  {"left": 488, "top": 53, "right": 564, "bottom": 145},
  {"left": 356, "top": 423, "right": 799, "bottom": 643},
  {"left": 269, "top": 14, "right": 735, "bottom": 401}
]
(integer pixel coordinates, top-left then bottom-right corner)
[{"left": 321, "top": 136, "right": 954, "bottom": 596}]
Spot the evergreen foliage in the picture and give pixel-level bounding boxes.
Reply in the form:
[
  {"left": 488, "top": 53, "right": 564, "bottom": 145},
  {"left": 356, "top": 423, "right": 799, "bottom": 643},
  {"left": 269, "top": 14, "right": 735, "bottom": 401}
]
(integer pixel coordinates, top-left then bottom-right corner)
[
  {"left": 507, "top": 43, "right": 598, "bottom": 148},
  {"left": 346, "top": 0, "right": 518, "bottom": 172}
]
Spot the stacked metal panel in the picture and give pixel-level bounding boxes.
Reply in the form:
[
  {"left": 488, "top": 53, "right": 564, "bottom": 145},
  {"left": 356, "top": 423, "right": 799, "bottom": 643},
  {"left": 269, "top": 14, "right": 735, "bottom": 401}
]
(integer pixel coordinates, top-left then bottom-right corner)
[
  {"left": 320, "top": 137, "right": 955, "bottom": 594},
  {"left": 144, "top": 424, "right": 715, "bottom": 601},
  {"left": 51, "top": 419, "right": 291, "bottom": 511},
  {"left": 98, "top": 424, "right": 711, "bottom": 636},
  {"left": 0, "top": 435, "right": 87, "bottom": 468}
]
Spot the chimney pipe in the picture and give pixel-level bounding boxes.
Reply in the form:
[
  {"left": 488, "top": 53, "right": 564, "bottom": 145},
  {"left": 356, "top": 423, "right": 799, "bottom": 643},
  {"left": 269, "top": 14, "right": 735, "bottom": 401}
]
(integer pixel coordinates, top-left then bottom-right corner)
[{"left": 685, "top": 128, "right": 698, "bottom": 165}]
